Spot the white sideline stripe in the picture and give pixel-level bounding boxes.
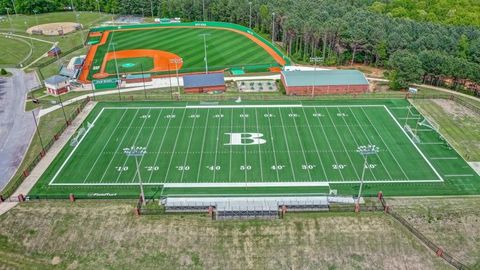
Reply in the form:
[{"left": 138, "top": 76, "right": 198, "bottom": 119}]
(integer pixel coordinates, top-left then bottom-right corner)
[
  {"left": 49, "top": 108, "right": 105, "bottom": 185},
  {"left": 101, "top": 104, "right": 385, "bottom": 110},
  {"left": 421, "top": 142, "right": 444, "bottom": 145},
  {"left": 430, "top": 157, "right": 458, "bottom": 160},
  {"left": 398, "top": 117, "right": 421, "bottom": 120},
  {"left": 444, "top": 174, "right": 474, "bottom": 177},
  {"left": 48, "top": 179, "right": 442, "bottom": 186},
  {"left": 187, "top": 104, "right": 302, "bottom": 109},
  {"left": 383, "top": 106, "right": 444, "bottom": 182}
]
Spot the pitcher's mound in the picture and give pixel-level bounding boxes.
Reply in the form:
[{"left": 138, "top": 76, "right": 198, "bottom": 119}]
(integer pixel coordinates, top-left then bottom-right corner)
[{"left": 26, "top": 22, "right": 82, "bottom": 36}]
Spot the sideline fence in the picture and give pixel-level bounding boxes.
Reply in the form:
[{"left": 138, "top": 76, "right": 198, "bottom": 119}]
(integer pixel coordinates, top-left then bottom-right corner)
[
  {"left": 378, "top": 193, "right": 470, "bottom": 270},
  {"left": 0, "top": 97, "right": 91, "bottom": 200}
]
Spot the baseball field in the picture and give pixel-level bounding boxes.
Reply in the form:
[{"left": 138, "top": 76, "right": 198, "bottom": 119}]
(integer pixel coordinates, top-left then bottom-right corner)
[
  {"left": 29, "top": 99, "right": 480, "bottom": 199},
  {"left": 80, "top": 22, "right": 289, "bottom": 82}
]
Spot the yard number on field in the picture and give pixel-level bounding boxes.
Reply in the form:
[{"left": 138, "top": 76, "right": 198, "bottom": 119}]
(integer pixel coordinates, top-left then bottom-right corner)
[
  {"left": 176, "top": 165, "right": 190, "bottom": 171},
  {"left": 207, "top": 165, "right": 221, "bottom": 171},
  {"left": 115, "top": 166, "right": 128, "bottom": 171},
  {"left": 332, "top": 164, "right": 347, "bottom": 170},
  {"left": 140, "top": 114, "right": 151, "bottom": 119}
]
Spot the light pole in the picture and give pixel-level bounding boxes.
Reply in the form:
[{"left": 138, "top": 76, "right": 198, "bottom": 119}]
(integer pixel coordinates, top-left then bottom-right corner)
[
  {"left": 57, "top": 92, "right": 69, "bottom": 125},
  {"left": 110, "top": 41, "right": 121, "bottom": 100},
  {"left": 141, "top": 8, "right": 144, "bottom": 18},
  {"left": 202, "top": 0, "right": 205, "bottom": 21},
  {"left": 309, "top": 56, "right": 323, "bottom": 98},
  {"left": 199, "top": 33, "right": 210, "bottom": 74},
  {"left": 140, "top": 63, "right": 147, "bottom": 100},
  {"left": 96, "top": 0, "right": 101, "bottom": 15},
  {"left": 33, "top": 10, "right": 39, "bottom": 31},
  {"left": 124, "top": 146, "right": 147, "bottom": 205},
  {"left": 248, "top": 2, "right": 252, "bottom": 29},
  {"left": 355, "top": 145, "right": 379, "bottom": 213},
  {"left": 271, "top": 12, "right": 275, "bottom": 44},
  {"left": 170, "top": 58, "right": 183, "bottom": 96},
  {"left": 31, "top": 110, "right": 46, "bottom": 156},
  {"left": 150, "top": 0, "right": 154, "bottom": 20}
]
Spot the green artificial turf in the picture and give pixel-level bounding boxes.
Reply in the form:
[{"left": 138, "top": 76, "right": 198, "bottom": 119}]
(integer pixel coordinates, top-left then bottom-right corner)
[{"left": 29, "top": 99, "right": 480, "bottom": 199}]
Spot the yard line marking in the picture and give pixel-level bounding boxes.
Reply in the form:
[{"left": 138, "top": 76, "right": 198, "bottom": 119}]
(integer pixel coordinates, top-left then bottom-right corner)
[
  {"left": 49, "top": 107, "right": 106, "bottom": 185},
  {"left": 81, "top": 109, "right": 128, "bottom": 183},
  {"left": 163, "top": 108, "right": 187, "bottom": 184},
  {"left": 266, "top": 107, "right": 281, "bottom": 182},
  {"left": 420, "top": 142, "right": 445, "bottom": 145},
  {"left": 289, "top": 108, "right": 313, "bottom": 182},
  {"left": 213, "top": 108, "right": 222, "bottom": 183},
  {"left": 311, "top": 107, "right": 345, "bottom": 181},
  {"left": 195, "top": 109, "right": 210, "bottom": 183},
  {"left": 50, "top": 179, "right": 443, "bottom": 187},
  {"left": 114, "top": 108, "right": 153, "bottom": 183},
  {"left": 324, "top": 107, "right": 361, "bottom": 180},
  {"left": 98, "top": 109, "right": 140, "bottom": 183},
  {"left": 146, "top": 108, "right": 175, "bottom": 183},
  {"left": 277, "top": 108, "right": 298, "bottom": 182},
  {"left": 301, "top": 107, "right": 329, "bottom": 181},
  {"left": 430, "top": 157, "right": 458, "bottom": 160},
  {"left": 359, "top": 107, "right": 410, "bottom": 180},
  {"left": 228, "top": 109, "right": 233, "bottom": 183},
  {"left": 179, "top": 109, "right": 199, "bottom": 183},
  {"left": 254, "top": 108, "right": 265, "bottom": 182},
  {"left": 383, "top": 106, "right": 444, "bottom": 181},
  {"left": 130, "top": 108, "right": 164, "bottom": 183},
  {"left": 444, "top": 174, "right": 474, "bottom": 177},
  {"left": 347, "top": 107, "right": 393, "bottom": 181},
  {"left": 243, "top": 107, "right": 248, "bottom": 185}
]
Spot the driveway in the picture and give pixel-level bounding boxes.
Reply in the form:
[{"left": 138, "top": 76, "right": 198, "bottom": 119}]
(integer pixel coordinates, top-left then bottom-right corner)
[{"left": 0, "top": 69, "right": 40, "bottom": 190}]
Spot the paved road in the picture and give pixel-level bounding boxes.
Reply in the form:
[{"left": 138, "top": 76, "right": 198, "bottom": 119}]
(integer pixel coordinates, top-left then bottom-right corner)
[{"left": 0, "top": 69, "right": 40, "bottom": 190}]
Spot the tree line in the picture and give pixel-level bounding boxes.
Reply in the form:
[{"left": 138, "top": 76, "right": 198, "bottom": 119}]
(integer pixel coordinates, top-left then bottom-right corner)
[{"left": 1, "top": 0, "right": 479, "bottom": 93}]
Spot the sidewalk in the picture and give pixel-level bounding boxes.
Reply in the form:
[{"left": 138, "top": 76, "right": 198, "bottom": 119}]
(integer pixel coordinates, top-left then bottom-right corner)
[{"left": 0, "top": 101, "right": 97, "bottom": 216}]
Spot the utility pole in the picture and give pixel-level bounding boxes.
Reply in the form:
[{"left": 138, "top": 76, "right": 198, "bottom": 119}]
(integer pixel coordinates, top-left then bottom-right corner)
[
  {"left": 309, "top": 56, "right": 323, "bottom": 98},
  {"left": 199, "top": 33, "right": 210, "bottom": 74},
  {"left": 10, "top": 0, "right": 17, "bottom": 17},
  {"left": 271, "top": 12, "right": 275, "bottom": 44},
  {"left": 96, "top": 0, "right": 101, "bottom": 15},
  {"left": 248, "top": 2, "right": 252, "bottom": 29},
  {"left": 355, "top": 145, "right": 379, "bottom": 213},
  {"left": 33, "top": 10, "right": 39, "bottom": 31},
  {"left": 31, "top": 111, "right": 46, "bottom": 156},
  {"left": 5, "top": 8, "right": 13, "bottom": 33}
]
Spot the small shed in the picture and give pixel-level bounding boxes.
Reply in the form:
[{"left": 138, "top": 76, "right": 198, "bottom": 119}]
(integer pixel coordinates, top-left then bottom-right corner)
[
  {"left": 44, "top": 75, "right": 70, "bottom": 95},
  {"left": 183, "top": 73, "right": 225, "bottom": 93},
  {"left": 48, "top": 47, "right": 62, "bottom": 57}
]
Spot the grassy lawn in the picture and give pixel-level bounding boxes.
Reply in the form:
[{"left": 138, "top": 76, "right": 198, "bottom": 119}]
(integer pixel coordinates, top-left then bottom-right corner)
[
  {"left": 0, "top": 200, "right": 454, "bottom": 269},
  {"left": 412, "top": 99, "right": 480, "bottom": 161}
]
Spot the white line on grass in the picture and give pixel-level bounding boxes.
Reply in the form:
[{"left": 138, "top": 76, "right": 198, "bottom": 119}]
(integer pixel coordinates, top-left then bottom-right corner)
[
  {"left": 289, "top": 107, "right": 313, "bottom": 182},
  {"left": 360, "top": 107, "right": 410, "bottom": 180},
  {"left": 81, "top": 109, "right": 128, "bottom": 183},
  {"left": 195, "top": 109, "right": 210, "bottom": 183},
  {"left": 228, "top": 109, "right": 233, "bottom": 183},
  {"left": 243, "top": 107, "right": 248, "bottom": 185},
  {"left": 49, "top": 107, "right": 106, "bottom": 185},
  {"left": 311, "top": 107, "right": 345, "bottom": 181},
  {"left": 324, "top": 107, "right": 361, "bottom": 180},
  {"left": 146, "top": 108, "right": 176, "bottom": 183},
  {"left": 130, "top": 108, "right": 164, "bottom": 183},
  {"left": 383, "top": 106, "right": 444, "bottom": 181},
  {"left": 444, "top": 174, "right": 474, "bottom": 177},
  {"left": 266, "top": 107, "right": 281, "bottom": 182},
  {"left": 300, "top": 107, "right": 329, "bottom": 180},
  {"left": 213, "top": 108, "right": 222, "bottom": 183},
  {"left": 254, "top": 108, "right": 265, "bottom": 182},
  {"left": 277, "top": 108, "right": 298, "bottom": 182},
  {"left": 163, "top": 108, "right": 187, "bottom": 184},
  {"left": 347, "top": 107, "right": 393, "bottom": 181},
  {"left": 114, "top": 108, "right": 153, "bottom": 183},
  {"left": 98, "top": 109, "right": 140, "bottom": 183},
  {"left": 430, "top": 157, "right": 458, "bottom": 160},
  {"left": 180, "top": 109, "right": 198, "bottom": 183}
]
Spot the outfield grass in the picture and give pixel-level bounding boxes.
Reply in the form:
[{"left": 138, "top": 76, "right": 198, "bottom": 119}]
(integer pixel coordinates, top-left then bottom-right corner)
[
  {"left": 88, "top": 27, "right": 281, "bottom": 79},
  {"left": 29, "top": 99, "right": 480, "bottom": 199}
]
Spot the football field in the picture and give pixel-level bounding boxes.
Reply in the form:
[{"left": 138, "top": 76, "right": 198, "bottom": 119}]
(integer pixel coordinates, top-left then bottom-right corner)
[{"left": 30, "top": 100, "right": 480, "bottom": 198}]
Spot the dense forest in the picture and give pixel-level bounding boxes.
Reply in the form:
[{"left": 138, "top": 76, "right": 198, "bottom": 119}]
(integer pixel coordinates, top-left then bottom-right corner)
[{"left": 1, "top": 0, "right": 479, "bottom": 93}]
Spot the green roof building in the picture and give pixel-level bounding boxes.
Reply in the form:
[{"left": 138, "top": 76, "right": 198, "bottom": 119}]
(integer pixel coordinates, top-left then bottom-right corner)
[{"left": 281, "top": 69, "right": 369, "bottom": 96}]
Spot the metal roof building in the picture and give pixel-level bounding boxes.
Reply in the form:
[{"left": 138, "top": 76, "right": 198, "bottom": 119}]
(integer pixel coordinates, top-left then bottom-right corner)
[
  {"left": 281, "top": 69, "right": 369, "bottom": 96},
  {"left": 183, "top": 73, "right": 226, "bottom": 93}
]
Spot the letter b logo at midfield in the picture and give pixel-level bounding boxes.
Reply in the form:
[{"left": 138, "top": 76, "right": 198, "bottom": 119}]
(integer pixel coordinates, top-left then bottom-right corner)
[{"left": 224, "top": 133, "right": 266, "bottom": 145}]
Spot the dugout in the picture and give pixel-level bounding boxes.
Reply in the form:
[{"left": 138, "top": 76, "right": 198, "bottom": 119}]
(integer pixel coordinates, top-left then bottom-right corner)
[
  {"left": 183, "top": 73, "right": 226, "bottom": 93},
  {"left": 281, "top": 69, "right": 369, "bottom": 96}
]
